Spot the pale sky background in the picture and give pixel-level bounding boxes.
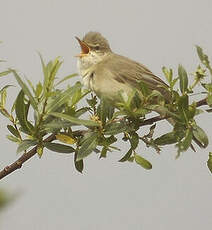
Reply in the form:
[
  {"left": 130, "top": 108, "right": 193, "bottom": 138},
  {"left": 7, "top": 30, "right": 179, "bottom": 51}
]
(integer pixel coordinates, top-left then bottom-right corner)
[{"left": 0, "top": 0, "right": 212, "bottom": 229}]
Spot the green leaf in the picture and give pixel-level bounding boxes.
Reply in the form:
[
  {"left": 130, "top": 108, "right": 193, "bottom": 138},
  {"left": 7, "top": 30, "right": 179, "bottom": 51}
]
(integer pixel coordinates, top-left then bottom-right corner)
[
  {"left": 37, "top": 144, "right": 44, "bottom": 158},
  {"left": 55, "top": 73, "right": 78, "bottom": 86},
  {"left": 44, "top": 142, "right": 75, "bottom": 153},
  {"left": 100, "top": 146, "right": 108, "bottom": 158},
  {"left": 41, "top": 57, "right": 63, "bottom": 94},
  {"left": 97, "top": 98, "right": 115, "bottom": 125},
  {"left": 177, "top": 95, "right": 189, "bottom": 123},
  {"left": 0, "top": 70, "right": 12, "bottom": 78},
  {"left": 188, "top": 103, "right": 197, "bottom": 120},
  {"left": 155, "top": 132, "right": 178, "bottom": 145},
  {"left": 43, "top": 120, "right": 72, "bottom": 132},
  {"left": 97, "top": 98, "right": 107, "bottom": 125},
  {"left": 26, "top": 78, "right": 36, "bottom": 95},
  {"left": 196, "top": 46, "right": 204, "bottom": 62},
  {"left": 7, "top": 125, "right": 19, "bottom": 138},
  {"left": 47, "top": 86, "right": 76, "bottom": 113},
  {"left": 170, "top": 77, "right": 179, "bottom": 88},
  {"left": 50, "top": 112, "right": 100, "bottom": 127},
  {"left": 70, "top": 83, "right": 88, "bottom": 107},
  {"left": 0, "top": 89, "right": 7, "bottom": 107},
  {"left": 178, "top": 65, "right": 188, "bottom": 94},
  {"left": 129, "top": 132, "right": 139, "bottom": 150},
  {"left": 196, "top": 46, "right": 212, "bottom": 76},
  {"left": 17, "top": 140, "right": 37, "bottom": 153},
  {"left": 178, "top": 128, "right": 193, "bottom": 152},
  {"left": 119, "top": 149, "right": 133, "bottom": 162},
  {"left": 15, "top": 90, "right": 34, "bottom": 134},
  {"left": 11, "top": 70, "right": 38, "bottom": 111},
  {"left": 207, "top": 152, "right": 212, "bottom": 174},
  {"left": 76, "top": 132, "right": 98, "bottom": 161},
  {"left": 134, "top": 154, "right": 152, "bottom": 170},
  {"left": 35, "top": 82, "right": 43, "bottom": 98},
  {"left": 6, "top": 135, "right": 20, "bottom": 143},
  {"left": 192, "top": 125, "right": 209, "bottom": 148},
  {"left": 86, "top": 96, "right": 97, "bottom": 108},
  {"left": 162, "top": 66, "right": 173, "bottom": 83},
  {"left": 104, "top": 122, "right": 130, "bottom": 135},
  {"left": 74, "top": 152, "right": 84, "bottom": 173}
]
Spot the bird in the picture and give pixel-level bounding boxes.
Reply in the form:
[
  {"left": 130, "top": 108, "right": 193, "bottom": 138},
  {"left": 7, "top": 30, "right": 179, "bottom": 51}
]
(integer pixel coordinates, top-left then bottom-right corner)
[
  {"left": 75, "top": 32, "right": 205, "bottom": 151},
  {"left": 75, "top": 31, "right": 170, "bottom": 104}
]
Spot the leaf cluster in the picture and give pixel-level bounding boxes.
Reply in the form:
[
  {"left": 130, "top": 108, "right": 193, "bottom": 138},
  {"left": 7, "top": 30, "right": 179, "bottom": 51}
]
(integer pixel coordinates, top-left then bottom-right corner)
[{"left": 1, "top": 47, "right": 212, "bottom": 174}]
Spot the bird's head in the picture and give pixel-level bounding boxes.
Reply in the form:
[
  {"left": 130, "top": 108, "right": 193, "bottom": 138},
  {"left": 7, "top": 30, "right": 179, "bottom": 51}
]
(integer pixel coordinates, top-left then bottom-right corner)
[{"left": 75, "top": 32, "right": 112, "bottom": 59}]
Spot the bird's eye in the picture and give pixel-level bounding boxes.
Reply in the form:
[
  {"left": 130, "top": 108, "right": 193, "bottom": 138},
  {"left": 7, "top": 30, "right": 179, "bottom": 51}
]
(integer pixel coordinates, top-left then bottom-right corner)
[{"left": 95, "top": 45, "right": 100, "bottom": 50}]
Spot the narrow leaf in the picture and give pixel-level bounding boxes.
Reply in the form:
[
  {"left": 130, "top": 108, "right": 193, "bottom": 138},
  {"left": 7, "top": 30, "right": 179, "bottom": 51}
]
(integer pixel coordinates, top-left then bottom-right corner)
[
  {"left": 196, "top": 46, "right": 204, "bottom": 62},
  {"left": 104, "top": 122, "right": 130, "bottom": 135},
  {"left": 155, "top": 132, "right": 178, "bottom": 145},
  {"left": 74, "top": 152, "right": 84, "bottom": 173},
  {"left": 178, "top": 65, "right": 188, "bottom": 94},
  {"left": 50, "top": 112, "right": 100, "bottom": 127},
  {"left": 44, "top": 142, "right": 75, "bottom": 153},
  {"left": 119, "top": 149, "right": 133, "bottom": 162},
  {"left": 47, "top": 86, "right": 76, "bottom": 113},
  {"left": 0, "top": 70, "right": 12, "bottom": 78},
  {"left": 17, "top": 140, "right": 37, "bottom": 154},
  {"left": 207, "top": 152, "right": 212, "bottom": 174},
  {"left": 7, "top": 125, "right": 19, "bottom": 138},
  {"left": 135, "top": 154, "right": 152, "bottom": 170},
  {"left": 178, "top": 128, "right": 193, "bottom": 152},
  {"left": 15, "top": 90, "right": 33, "bottom": 134},
  {"left": 76, "top": 133, "right": 98, "bottom": 161},
  {"left": 7, "top": 135, "right": 20, "bottom": 143},
  {"left": 11, "top": 70, "right": 38, "bottom": 110},
  {"left": 100, "top": 146, "right": 108, "bottom": 158},
  {"left": 43, "top": 120, "right": 72, "bottom": 132},
  {"left": 55, "top": 133, "right": 76, "bottom": 144},
  {"left": 193, "top": 125, "right": 209, "bottom": 148},
  {"left": 0, "top": 89, "right": 7, "bottom": 107}
]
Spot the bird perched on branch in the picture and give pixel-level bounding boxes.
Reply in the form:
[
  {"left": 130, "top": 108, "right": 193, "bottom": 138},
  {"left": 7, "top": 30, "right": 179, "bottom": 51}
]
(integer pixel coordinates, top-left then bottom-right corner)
[
  {"left": 75, "top": 31, "right": 170, "bottom": 102},
  {"left": 75, "top": 32, "right": 206, "bottom": 150}
]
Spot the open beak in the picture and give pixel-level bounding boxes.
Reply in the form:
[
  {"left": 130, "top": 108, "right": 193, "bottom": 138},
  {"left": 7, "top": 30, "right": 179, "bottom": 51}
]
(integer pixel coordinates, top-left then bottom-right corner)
[{"left": 75, "top": 36, "right": 90, "bottom": 57}]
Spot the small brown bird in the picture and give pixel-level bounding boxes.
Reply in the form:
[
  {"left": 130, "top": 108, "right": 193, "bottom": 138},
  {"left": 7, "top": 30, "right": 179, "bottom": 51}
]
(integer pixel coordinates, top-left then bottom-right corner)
[
  {"left": 75, "top": 31, "right": 170, "bottom": 102},
  {"left": 75, "top": 32, "right": 203, "bottom": 151}
]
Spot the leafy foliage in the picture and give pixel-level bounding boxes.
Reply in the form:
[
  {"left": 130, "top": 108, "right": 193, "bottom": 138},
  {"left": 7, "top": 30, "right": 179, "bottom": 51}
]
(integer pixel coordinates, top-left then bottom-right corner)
[{"left": 0, "top": 47, "right": 212, "bottom": 175}]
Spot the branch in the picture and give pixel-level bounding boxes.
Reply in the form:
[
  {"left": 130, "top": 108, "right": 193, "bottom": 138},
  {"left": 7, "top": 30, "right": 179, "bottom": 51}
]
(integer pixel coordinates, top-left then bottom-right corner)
[
  {"left": 196, "top": 98, "right": 207, "bottom": 107},
  {"left": 0, "top": 97, "right": 208, "bottom": 181},
  {"left": 139, "top": 97, "right": 208, "bottom": 126},
  {"left": 0, "top": 134, "right": 56, "bottom": 180}
]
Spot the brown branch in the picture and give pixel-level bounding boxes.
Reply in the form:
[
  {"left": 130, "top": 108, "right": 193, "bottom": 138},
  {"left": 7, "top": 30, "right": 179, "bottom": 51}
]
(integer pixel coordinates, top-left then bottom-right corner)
[
  {"left": 0, "top": 130, "right": 87, "bottom": 181},
  {"left": 0, "top": 134, "right": 56, "bottom": 180},
  {"left": 196, "top": 98, "right": 207, "bottom": 107},
  {"left": 0, "top": 97, "right": 208, "bottom": 181},
  {"left": 140, "top": 97, "right": 208, "bottom": 126}
]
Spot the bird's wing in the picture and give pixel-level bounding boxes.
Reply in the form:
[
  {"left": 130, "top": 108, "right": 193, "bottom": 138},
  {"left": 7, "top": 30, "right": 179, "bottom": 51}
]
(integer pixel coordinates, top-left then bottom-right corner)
[{"left": 97, "top": 53, "right": 169, "bottom": 92}]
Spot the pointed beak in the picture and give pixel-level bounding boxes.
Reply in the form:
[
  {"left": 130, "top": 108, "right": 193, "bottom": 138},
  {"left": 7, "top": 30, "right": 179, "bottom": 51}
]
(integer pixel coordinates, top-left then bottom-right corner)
[{"left": 75, "top": 36, "right": 90, "bottom": 57}]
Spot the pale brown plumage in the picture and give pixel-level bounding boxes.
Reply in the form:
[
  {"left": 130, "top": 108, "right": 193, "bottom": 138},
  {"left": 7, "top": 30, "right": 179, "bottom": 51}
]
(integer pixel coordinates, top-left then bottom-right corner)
[{"left": 76, "top": 31, "right": 170, "bottom": 101}]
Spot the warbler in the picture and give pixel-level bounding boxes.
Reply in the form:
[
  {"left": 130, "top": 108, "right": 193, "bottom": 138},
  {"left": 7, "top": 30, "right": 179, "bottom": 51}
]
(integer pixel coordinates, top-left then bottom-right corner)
[
  {"left": 75, "top": 31, "right": 170, "bottom": 102},
  {"left": 75, "top": 32, "right": 202, "bottom": 151}
]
